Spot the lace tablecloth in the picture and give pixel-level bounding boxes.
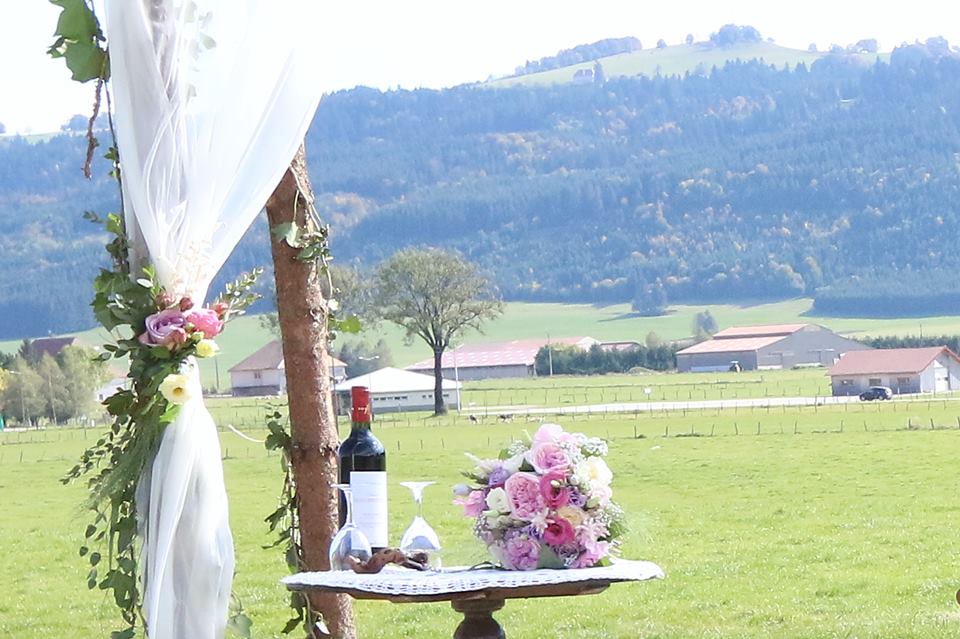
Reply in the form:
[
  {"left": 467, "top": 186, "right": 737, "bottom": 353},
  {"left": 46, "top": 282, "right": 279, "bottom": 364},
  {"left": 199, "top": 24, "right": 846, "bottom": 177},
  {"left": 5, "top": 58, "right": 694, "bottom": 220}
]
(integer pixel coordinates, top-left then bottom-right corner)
[{"left": 282, "top": 559, "right": 664, "bottom": 598}]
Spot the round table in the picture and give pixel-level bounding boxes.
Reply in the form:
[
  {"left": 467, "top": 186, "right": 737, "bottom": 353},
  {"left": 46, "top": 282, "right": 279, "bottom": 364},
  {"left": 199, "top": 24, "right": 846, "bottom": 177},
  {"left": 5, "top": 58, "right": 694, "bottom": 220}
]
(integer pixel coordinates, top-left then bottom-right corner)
[{"left": 283, "top": 559, "right": 664, "bottom": 638}]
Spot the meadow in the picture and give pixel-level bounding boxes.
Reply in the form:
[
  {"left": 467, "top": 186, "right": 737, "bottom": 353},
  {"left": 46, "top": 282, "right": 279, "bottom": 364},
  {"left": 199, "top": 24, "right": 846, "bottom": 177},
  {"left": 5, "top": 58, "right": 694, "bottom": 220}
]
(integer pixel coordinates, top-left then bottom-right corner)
[{"left": 4, "top": 382, "right": 960, "bottom": 638}]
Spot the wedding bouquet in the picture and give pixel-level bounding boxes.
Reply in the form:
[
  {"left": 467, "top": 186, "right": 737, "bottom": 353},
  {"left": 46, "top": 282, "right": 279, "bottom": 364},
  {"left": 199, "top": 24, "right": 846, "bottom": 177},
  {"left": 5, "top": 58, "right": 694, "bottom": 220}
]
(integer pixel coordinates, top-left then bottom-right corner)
[{"left": 455, "top": 423, "right": 625, "bottom": 570}]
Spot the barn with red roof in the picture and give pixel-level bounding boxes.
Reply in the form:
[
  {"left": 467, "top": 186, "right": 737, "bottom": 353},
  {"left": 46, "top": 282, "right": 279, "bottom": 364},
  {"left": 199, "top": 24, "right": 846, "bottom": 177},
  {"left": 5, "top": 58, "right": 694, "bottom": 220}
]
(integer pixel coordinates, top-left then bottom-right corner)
[{"left": 406, "top": 337, "right": 598, "bottom": 380}]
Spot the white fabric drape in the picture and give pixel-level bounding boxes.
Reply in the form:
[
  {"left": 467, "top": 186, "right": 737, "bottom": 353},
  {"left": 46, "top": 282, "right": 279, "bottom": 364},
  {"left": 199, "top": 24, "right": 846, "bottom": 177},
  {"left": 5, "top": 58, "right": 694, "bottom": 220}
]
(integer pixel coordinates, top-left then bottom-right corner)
[{"left": 103, "top": 2, "right": 322, "bottom": 638}]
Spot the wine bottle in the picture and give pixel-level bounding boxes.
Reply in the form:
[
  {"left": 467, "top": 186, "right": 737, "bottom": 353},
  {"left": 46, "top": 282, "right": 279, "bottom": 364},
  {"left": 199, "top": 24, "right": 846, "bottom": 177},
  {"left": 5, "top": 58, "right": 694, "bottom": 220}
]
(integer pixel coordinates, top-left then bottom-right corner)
[{"left": 338, "top": 386, "right": 388, "bottom": 550}]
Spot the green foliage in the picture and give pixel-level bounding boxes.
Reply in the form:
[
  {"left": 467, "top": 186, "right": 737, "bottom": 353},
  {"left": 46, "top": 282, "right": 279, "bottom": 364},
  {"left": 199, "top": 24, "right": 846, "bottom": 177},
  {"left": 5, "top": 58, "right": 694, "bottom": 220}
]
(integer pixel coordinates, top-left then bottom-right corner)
[
  {"left": 375, "top": 248, "right": 503, "bottom": 352},
  {"left": 335, "top": 338, "right": 394, "bottom": 378},
  {"left": 261, "top": 408, "right": 326, "bottom": 638},
  {"left": 47, "top": 0, "right": 109, "bottom": 83}
]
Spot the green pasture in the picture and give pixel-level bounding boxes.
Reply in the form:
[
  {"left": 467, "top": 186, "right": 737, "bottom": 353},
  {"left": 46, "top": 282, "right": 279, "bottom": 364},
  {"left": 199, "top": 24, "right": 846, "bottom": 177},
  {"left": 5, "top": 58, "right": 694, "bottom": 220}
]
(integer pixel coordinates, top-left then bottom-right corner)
[
  {"left": 4, "top": 297, "right": 960, "bottom": 391},
  {"left": 489, "top": 42, "right": 885, "bottom": 88},
  {"left": 4, "top": 395, "right": 960, "bottom": 638}
]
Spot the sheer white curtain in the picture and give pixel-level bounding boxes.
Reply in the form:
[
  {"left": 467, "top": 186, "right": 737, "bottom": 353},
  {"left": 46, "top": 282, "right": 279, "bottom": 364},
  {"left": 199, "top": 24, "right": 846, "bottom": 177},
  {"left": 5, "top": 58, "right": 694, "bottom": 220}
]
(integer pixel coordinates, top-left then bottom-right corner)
[{"left": 103, "top": 2, "right": 322, "bottom": 637}]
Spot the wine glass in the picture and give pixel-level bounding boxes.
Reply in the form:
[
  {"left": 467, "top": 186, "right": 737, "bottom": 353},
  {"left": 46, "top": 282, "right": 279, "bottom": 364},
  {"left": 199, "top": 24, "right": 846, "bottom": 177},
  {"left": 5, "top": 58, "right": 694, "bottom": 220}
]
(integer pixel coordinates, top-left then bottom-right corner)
[
  {"left": 329, "top": 483, "right": 372, "bottom": 570},
  {"left": 399, "top": 481, "right": 442, "bottom": 569}
]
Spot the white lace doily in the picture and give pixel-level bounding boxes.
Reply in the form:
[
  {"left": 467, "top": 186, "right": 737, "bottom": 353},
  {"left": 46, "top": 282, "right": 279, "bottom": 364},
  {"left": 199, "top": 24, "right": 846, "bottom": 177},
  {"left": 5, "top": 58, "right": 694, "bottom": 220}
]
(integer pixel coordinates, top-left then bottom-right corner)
[{"left": 282, "top": 559, "right": 664, "bottom": 597}]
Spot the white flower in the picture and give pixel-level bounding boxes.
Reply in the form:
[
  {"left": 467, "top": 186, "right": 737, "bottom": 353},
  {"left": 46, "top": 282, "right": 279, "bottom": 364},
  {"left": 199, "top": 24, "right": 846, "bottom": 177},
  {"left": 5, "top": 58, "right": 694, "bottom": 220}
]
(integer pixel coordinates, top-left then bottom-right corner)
[
  {"left": 159, "top": 373, "right": 193, "bottom": 405},
  {"left": 485, "top": 487, "right": 511, "bottom": 513},
  {"left": 501, "top": 452, "right": 525, "bottom": 474},
  {"left": 327, "top": 298, "right": 340, "bottom": 312},
  {"left": 575, "top": 456, "right": 613, "bottom": 489},
  {"left": 465, "top": 453, "right": 500, "bottom": 475},
  {"left": 195, "top": 339, "right": 220, "bottom": 358}
]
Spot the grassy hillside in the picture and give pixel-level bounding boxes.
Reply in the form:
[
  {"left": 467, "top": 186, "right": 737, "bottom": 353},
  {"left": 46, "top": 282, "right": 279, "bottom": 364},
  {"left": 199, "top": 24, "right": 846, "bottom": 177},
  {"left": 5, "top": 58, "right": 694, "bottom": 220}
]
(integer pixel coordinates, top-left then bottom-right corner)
[
  {"left": 4, "top": 298, "right": 957, "bottom": 390},
  {"left": 491, "top": 41, "right": 883, "bottom": 87}
]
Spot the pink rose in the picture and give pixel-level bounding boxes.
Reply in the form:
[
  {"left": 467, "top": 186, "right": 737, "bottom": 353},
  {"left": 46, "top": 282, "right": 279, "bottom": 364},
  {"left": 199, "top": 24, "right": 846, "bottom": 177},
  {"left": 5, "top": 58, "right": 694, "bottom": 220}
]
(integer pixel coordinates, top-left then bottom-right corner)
[
  {"left": 539, "top": 471, "right": 571, "bottom": 509},
  {"left": 589, "top": 484, "right": 612, "bottom": 507},
  {"left": 187, "top": 308, "right": 224, "bottom": 339},
  {"left": 572, "top": 539, "right": 610, "bottom": 568},
  {"left": 504, "top": 472, "right": 546, "bottom": 519},
  {"left": 454, "top": 490, "right": 486, "bottom": 518},
  {"left": 527, "top": 441, "right": 571, "bottom": 474},
  {"left": 504, "top": 535, "right": 540, "bottom": 570},
  {"left": 542, "top": 517, "right": 576, "bottom": 547},
  {"left": 533, "top": 424, "right": 564, "bottom": 444},
  {"left": 139, "top": 308, "right": 188, "bottom": 348}
]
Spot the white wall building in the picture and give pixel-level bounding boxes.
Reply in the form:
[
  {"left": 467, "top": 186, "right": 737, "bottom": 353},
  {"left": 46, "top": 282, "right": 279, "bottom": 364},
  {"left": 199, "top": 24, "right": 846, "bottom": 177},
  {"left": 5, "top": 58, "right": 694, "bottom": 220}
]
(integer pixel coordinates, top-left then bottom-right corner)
[
  {"left": 334, "top": 367, "right": 462, "bottom": 414},
  {"left": 829, "top": 346, "right": 960, "bottom": 396},
  {"left": 229, "top": 340, "right": 346, "bottom": 396}
]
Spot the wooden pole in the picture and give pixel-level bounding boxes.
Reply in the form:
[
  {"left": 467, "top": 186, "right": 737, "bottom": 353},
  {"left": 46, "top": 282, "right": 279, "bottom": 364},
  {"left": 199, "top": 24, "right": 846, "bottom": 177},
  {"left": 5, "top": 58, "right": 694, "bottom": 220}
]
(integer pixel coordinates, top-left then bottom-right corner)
[{"left": 266, "top": 146, "right": 355, "bottom": 638}]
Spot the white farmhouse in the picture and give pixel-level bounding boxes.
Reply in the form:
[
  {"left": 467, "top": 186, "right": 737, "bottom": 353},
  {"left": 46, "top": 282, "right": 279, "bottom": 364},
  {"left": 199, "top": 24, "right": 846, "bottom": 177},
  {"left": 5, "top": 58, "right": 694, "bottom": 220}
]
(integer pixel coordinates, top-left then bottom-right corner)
[
  {"left": 229, "top": 340, "right": 347, "bottom": 397},
  {"left": 334, "top": 367, "right": 462, "bottom": 414},
  {"left": 829, "top": 346, "right": 960, "bottom": 396}
]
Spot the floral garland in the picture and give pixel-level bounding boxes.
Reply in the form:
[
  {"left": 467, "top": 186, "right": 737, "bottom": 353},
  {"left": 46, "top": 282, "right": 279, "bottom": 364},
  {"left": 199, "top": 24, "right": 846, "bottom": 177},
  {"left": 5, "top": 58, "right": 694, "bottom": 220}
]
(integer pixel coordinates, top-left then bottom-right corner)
[
  {"left": 455, "top": 423, "right": 626, "bottom": 570},
  {"left": 64, "top": 214, "right": 261, "bottom": 638}
]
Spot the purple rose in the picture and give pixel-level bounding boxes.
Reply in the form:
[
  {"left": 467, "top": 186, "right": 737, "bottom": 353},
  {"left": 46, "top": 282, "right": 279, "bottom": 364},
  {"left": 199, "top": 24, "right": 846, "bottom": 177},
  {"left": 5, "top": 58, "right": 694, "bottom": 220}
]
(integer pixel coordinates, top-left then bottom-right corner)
[
  {"left": 504, "top": 535, "right": 540, "bottom": 571},
  {"left": 187, "top": 308, "right": 224, "bottom": 339},
  {"left": 488, "top": 465, "right": 511, "bottom": 488},
  {"left": 139, "top": 309, "right": 188, "bottom": 348}
]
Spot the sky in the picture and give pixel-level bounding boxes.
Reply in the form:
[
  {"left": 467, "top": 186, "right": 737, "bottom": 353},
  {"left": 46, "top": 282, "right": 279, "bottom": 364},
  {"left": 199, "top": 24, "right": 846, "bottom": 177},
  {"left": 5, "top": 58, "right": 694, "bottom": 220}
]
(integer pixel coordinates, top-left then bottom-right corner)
[{"left": 4, "top": 0, "right": 960, "bottom": 134}]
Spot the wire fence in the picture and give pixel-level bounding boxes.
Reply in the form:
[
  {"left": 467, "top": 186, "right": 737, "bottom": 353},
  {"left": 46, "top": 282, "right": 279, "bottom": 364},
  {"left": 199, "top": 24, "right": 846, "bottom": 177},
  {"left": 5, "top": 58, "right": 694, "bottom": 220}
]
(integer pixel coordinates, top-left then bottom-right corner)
[{"left": 4, "top": 396, "right": 960, "bottom": 465}]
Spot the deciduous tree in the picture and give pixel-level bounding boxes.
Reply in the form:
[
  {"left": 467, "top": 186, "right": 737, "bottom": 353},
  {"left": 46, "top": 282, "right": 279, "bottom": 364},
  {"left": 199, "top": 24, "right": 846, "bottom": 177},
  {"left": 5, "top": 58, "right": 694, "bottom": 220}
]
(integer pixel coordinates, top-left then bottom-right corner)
[{"left": 374, "top": 248, "right": 502, "bottom": 415}]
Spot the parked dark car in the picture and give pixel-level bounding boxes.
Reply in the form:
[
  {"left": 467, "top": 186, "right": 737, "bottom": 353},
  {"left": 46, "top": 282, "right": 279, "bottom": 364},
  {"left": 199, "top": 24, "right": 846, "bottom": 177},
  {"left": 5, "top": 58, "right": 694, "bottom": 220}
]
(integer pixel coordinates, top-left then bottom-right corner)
[{"left": 859, "top": 386, "right": 893, "bottom": 401}]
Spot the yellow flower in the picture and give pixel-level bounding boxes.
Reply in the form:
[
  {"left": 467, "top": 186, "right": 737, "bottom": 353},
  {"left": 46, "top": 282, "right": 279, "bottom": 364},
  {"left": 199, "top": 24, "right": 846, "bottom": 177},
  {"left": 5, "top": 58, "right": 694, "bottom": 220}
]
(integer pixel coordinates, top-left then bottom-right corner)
[
  {"left": 556, "top": 505, "right": 586, "bottom": 527},
  {"left": 195, "top": 339, "right": 220, "bottom": 358},
  {"left": 159, "top": 373, "right": 193, "bottom": 405}
]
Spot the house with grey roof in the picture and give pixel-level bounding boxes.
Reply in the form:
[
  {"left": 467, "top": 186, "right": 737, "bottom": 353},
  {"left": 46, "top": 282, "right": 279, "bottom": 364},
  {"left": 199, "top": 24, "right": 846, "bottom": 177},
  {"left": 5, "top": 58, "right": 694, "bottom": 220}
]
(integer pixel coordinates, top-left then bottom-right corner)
[
  {"left": 829, "top": 346, "right": 960, "bottom": 396},
  {"left": 676, "top": 323, "right": 869, "bottom": 372}
]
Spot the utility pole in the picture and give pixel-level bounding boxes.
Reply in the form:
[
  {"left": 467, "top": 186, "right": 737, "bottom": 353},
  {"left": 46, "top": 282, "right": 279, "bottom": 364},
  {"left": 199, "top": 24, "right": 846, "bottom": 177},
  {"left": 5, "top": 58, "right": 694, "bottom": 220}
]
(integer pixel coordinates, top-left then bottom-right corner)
[{"left": 547, "top": 333, "right": 554, "bottom": 377}]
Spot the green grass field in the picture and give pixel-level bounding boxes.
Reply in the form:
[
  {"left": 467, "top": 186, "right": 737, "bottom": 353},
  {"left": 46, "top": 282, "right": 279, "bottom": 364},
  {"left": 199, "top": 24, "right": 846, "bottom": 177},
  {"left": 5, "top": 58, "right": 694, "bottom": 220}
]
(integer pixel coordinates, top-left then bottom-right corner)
[
  {"left": 489, "top": 42, "right": 885, "bottom": 88},
  {"left": 4, "top": 389, "right": 960, "bottom": 638},
  {"left": 4, "top": 297, "right": 960, "bottom": 392}
]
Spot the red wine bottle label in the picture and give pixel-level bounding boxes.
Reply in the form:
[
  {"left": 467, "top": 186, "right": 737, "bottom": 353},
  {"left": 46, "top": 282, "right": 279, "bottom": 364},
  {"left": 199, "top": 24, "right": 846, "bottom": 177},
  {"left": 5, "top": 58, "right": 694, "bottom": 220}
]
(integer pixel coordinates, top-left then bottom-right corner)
[{"left": 350, "top": 471, "right": 388, "bottom": 547}]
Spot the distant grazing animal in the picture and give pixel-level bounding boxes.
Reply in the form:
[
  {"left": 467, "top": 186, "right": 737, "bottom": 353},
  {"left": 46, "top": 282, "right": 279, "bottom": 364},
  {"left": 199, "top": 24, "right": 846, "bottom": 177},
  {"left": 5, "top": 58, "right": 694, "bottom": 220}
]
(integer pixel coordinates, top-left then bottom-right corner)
[
  {"left": 498, "top": 413, "right": 513, "bottom": 423},
  {"left": 469, "top": 414, "right": 479, "bottom": 424}
]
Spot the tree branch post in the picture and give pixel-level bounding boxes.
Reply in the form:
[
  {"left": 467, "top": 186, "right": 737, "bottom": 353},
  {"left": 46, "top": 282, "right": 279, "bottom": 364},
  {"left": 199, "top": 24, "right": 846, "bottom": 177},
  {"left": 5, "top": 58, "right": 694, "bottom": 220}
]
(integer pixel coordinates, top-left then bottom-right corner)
[{"left": 266, "top": 145, "right": 356, "bottom": 639}]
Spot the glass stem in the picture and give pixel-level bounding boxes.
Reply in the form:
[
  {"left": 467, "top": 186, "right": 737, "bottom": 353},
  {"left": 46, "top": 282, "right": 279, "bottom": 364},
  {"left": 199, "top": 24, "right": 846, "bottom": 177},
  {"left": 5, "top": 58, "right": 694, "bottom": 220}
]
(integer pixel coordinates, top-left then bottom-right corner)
[{"left": 343, "top": 489, "right": 354, "bottom": 526}]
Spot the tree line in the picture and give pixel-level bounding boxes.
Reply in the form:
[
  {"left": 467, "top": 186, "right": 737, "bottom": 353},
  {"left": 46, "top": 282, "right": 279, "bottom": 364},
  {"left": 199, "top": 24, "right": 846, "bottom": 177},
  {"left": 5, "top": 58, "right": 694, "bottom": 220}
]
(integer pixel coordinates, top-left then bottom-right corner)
[{"left": 0, "top": 342, "right": 107, "bottom": 426}]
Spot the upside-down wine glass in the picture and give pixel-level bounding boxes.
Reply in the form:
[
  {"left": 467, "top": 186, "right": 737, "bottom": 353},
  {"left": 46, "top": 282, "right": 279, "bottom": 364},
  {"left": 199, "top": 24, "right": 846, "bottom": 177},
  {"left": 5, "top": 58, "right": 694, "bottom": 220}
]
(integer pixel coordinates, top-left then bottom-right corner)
[
  {"left": 329, "top": 483, "right": 372, "bottom": 570},
  {"left": 399, "top": 481, "right": 442, "bottom": 569}
]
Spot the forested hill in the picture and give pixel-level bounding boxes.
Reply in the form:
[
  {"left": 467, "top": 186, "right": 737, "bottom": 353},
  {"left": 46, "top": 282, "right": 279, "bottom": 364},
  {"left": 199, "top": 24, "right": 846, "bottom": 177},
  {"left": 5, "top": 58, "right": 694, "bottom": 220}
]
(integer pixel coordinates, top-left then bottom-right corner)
[{"left": 2, "top": 38, "right": 960, "bottom": 337}]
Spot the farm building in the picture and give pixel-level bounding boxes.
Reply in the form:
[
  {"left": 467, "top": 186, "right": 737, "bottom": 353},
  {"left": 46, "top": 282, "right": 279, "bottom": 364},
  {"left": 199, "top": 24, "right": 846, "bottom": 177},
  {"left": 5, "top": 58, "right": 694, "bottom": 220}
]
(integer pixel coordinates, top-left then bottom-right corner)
[
  {"left": 828, "top": 346, "right": 960, "bottom": 396},
  {"left": 28, "top": 336, "right": 80, "bottom": 359},
  {"left": 334, "top": 367, "right": 462, "bottom": 413},
  {"left": 406, "top": 337, "right": 599, "bottom": 381},
  {"left": 229, "top": 340, "right": 347, "bottom": 396},
  {"left": 675, "top": 324, "right": 869, "bottom": 372}
]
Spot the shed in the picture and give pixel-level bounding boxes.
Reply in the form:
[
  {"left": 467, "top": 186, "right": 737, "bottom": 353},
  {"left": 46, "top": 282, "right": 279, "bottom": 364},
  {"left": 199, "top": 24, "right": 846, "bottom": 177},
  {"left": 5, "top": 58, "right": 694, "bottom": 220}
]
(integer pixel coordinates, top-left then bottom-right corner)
[
  {"left": 676, "top": 323, "right": 869, "bottom": 372},
  {"left": 334, "top": 367, "right": 462, "bottom": 414},
  {"left": 229, "top": 340, "right": 346, "bottom": 396},
  {"left": 828, "top": 346, "right": 960, "bottom": 396}
]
